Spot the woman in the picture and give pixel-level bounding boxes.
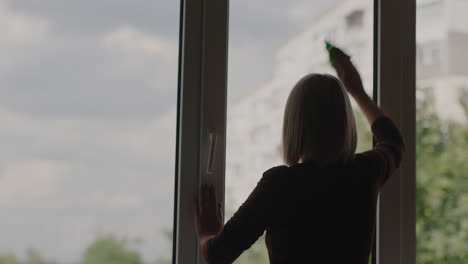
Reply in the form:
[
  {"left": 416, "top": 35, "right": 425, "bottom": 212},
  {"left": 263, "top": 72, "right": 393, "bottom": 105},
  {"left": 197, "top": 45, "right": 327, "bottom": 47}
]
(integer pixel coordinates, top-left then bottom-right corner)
[{"left": 195, "top": 45, "right": 405, "bottom": 263}]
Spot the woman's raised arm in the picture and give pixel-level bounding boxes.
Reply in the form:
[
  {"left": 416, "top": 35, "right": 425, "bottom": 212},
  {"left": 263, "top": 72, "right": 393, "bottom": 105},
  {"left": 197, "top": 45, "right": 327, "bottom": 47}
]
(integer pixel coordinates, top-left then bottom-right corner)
[
  {"left": 328, "top": 44, "right": 405, "bottom": 185},
  {"left": 328, "top": 45, "right": 384, "bottom": 125}
]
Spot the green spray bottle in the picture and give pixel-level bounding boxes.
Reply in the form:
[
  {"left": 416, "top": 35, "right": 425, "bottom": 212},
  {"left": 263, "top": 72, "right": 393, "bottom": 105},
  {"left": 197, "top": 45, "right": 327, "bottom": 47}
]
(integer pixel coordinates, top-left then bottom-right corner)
[{"left": 325, "top": 41, "right": 350, "bottom": 67}]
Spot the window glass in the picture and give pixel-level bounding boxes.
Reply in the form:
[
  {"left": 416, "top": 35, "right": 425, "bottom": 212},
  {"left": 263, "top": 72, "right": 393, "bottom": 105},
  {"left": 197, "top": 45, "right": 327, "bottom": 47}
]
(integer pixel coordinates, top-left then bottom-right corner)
[
  {"left": 420, "top": 45, "right": 442, "bottom": 66},
  {"left": 417, "top": 0, "right": 444, "bottom": 43},
  {"left": 226, "top": 1, "right": 373, "bottom": 262},
  {"left": 417, "top": 0, "right": 443, "bottom": 23},
  {"left": 0, "top": 1, "right": 179, "bottom": 263},
  {"left": 347, "top": 10, "right": 365, "bottom": 29},
  {"left": 416, "top": 0, "right": 468, "bottom": 263}
]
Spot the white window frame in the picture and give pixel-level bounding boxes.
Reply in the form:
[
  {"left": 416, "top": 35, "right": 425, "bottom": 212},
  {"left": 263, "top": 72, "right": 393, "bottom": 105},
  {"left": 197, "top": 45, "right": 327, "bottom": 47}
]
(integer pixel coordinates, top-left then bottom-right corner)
[
  {"left": 174, "top": 0, "right": 229, "bottom": 263},
  {"left": 173, "top": 0, "right": 416, "bottom": 263}
]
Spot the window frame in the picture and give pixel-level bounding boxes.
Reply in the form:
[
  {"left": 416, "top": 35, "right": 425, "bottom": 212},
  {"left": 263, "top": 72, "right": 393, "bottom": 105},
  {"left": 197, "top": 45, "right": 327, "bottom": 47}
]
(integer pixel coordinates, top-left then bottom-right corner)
[
  {"left": 173, "top": 0, "right": 416, "bottom": 263},
  {"left": 376, "top": 0, "right": 416, "bottom": 263},
  {"left": 174, "top": 0, "right": 229, "bottom": 263}
]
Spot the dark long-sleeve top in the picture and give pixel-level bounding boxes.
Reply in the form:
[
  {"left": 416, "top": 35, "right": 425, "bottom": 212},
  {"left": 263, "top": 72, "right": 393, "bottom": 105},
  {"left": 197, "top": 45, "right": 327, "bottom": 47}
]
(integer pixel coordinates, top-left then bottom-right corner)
[{"left": 203, "top": 116, "right": 405, "bottom": 264}]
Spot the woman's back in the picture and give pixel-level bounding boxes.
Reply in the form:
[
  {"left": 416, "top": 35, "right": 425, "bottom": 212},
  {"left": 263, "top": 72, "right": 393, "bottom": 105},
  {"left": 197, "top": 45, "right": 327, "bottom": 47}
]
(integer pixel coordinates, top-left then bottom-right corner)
[
  {"left": 202, "top": 117, "right": 405, "bottom": 264},
  {"left": 265, "top": 162, "right": 376, "bottom": 263}
]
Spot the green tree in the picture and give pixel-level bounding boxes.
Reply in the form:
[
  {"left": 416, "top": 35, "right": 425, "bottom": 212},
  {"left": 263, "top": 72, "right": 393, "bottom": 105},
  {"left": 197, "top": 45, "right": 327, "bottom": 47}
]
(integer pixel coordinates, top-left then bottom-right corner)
[
  {"left": 233, "top": 236, "right": 269, "bottom": 264},
  {"left": 0, "top": 248, "right": 47, "bottom": 264},
  {"left": 83, "top": 233, "right": 142, "bottom": 264},
  {"left": 155, "top": 229, "right": 172, "bottom": 264},
  {"left": 25, "top": 248, "right": 46, "bottom": 264},
  {"left": 0, "top": 253, "right": 19, "bottom": 264},
  {"left": 416, "top": 89, "right": 468, "bottom": 264}
]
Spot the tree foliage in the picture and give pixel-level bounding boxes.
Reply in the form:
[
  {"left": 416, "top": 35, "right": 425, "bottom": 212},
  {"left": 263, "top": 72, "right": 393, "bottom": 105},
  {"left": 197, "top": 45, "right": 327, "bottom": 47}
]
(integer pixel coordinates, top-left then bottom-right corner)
[
  {"left": 415, "top": 89, "right": 468, "bottom": 263},
  {"left": 25, "top": 248, "right": 47, "bottom": 264},
  {"left": 0, "top": 248, "right": 47, "bottom": 264},
  {"left": 82, "top": 234, "right": 142, "bottom": 264},
  {"left": 0, "top": 254, "right": 18, "bottom": 264},
  {"left": 155, "top": 229, "right": 172, "bottom": 264}
]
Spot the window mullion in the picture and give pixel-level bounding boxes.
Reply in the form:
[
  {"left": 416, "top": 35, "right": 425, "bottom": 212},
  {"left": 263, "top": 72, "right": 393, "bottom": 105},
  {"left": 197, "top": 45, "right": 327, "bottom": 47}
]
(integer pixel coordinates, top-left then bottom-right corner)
[
  {"left": 175, "top": 0, "right": 205, "bottom": 263},
  {"left": 175, "top": 0, "right": 229, "bottom": 263},
  {"left": 377, "top": 0, "right": 416, "bottom": 263}
]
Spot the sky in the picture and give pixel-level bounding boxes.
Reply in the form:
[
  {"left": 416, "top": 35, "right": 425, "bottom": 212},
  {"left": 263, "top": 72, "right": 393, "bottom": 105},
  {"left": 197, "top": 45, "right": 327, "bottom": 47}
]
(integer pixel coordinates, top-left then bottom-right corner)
[{"left": 0, "top": 0, "right": 337, "bottom": 262}]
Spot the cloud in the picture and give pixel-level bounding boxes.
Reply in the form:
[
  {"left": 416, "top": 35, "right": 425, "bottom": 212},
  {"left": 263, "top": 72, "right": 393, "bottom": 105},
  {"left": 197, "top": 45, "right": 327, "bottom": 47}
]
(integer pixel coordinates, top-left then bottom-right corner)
[
  {"left": 0, "top": 160, "right": 70, "bottom": 207},
  {"left": 0, "top": 33, "right": 178, "bottom": 119},
  {"left": 286, "top": 1, "right": 339, "bottom": 22},
  {"left": 103, "top": 25, "right": 177, "bottom": 60},
  {"left": 87, "top": 192, "right": 145, "bottom": 209},
  {"left": 0, "top": 4, "right": 177, "bottom": 121},
  {"left": 0, "top": 1, "right": 49, "bottom": 46},
  {"left": 0, "top": 106, "right": 175, "bottom": 172},
  {"left": 7, "top": 0, "right": 180, "bottom": 37}
]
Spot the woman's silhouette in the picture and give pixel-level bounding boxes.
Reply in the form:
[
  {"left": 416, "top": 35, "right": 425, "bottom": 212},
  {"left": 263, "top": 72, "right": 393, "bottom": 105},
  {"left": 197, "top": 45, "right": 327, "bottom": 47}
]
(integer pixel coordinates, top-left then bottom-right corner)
[{"left": 195, "top": 45, "right": 405, "bottom": 264}]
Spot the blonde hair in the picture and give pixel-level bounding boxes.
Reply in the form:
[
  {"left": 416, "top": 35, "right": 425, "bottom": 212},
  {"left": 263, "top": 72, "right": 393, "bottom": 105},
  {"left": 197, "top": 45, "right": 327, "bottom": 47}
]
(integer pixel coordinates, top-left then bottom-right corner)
[{"left": 282, "top": 73, "right": 357, "bottom": 167}]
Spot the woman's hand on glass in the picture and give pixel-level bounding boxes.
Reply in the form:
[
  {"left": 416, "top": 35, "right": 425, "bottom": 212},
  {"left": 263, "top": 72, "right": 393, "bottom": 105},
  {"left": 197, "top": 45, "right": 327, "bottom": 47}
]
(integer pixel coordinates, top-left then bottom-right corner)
[
  {"left": 329, "top": 46, "right": 366, "bottom": 97},
  {"left": 194, "top": 184, "right": 223, "bottom": 245}
]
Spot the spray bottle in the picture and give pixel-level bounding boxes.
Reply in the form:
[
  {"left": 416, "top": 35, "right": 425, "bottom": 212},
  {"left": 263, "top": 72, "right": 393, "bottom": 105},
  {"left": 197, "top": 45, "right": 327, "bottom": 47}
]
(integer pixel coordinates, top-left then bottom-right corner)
[{"left": 325, "top": 41, "right": 350, "bottom": 67}]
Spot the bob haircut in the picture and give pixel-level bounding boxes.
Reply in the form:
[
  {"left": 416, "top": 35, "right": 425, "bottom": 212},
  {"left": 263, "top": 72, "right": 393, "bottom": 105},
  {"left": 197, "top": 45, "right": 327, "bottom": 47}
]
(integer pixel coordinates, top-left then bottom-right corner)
[{"left": 282, "top": 73, "right": 357, "bottom": 167}]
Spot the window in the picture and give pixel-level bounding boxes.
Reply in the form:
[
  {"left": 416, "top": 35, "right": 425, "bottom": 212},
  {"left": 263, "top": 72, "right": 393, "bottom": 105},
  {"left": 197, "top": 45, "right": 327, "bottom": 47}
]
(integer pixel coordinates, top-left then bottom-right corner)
[
  {"left": 417, "top": 0, "right": 443, "bottom": 23},
  {"left": 416, "top": 0, "right": 468, "bottom": 262},
  {"left": 176, "top": 0, "right": 416, "bottom": 263},
  {"left": 420, "top": 46, "right": 442, "bottom": 66},
  {"left": 226, "top": 1, "right": 373, "bottom": 263},
  {"left": 2, "top": 1, "right": 420, "bottom": 263},
  {"left": 346, "top": 10, "right": 365, "bottom": 29},
  {"left": 0, "top": 1, "right": 179, "bottom": 263}
]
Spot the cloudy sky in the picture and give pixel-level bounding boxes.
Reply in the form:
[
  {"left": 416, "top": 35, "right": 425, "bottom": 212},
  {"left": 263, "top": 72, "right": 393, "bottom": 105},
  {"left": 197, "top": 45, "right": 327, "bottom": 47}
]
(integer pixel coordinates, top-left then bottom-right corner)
[{"left": 0, "top": 0, "right": 337, "bottom": 262}]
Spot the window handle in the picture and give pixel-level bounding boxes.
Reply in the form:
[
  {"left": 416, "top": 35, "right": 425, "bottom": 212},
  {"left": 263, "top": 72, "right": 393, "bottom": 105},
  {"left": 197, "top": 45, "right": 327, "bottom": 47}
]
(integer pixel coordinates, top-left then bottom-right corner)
[{"left": 206, "top": 131, "right": 217, "bottom": 174}]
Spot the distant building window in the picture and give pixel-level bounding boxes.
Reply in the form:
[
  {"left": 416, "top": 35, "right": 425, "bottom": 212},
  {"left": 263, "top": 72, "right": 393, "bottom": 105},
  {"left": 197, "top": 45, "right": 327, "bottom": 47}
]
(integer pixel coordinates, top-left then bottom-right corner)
[
  {"left": 417, "top": 0, "right": 443, "bottom": 23},
  {"left": 346, "top": 10, "right": 364, "bottom": 29},
  {"left": 431, "top": 48, "right": 441, "bottom": 64},
  {"left": 421, "top": 46, "right": 441, "bottom": 66},
  {"left": 417, "top": 45, "right": 423, "bottom": 64}
]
